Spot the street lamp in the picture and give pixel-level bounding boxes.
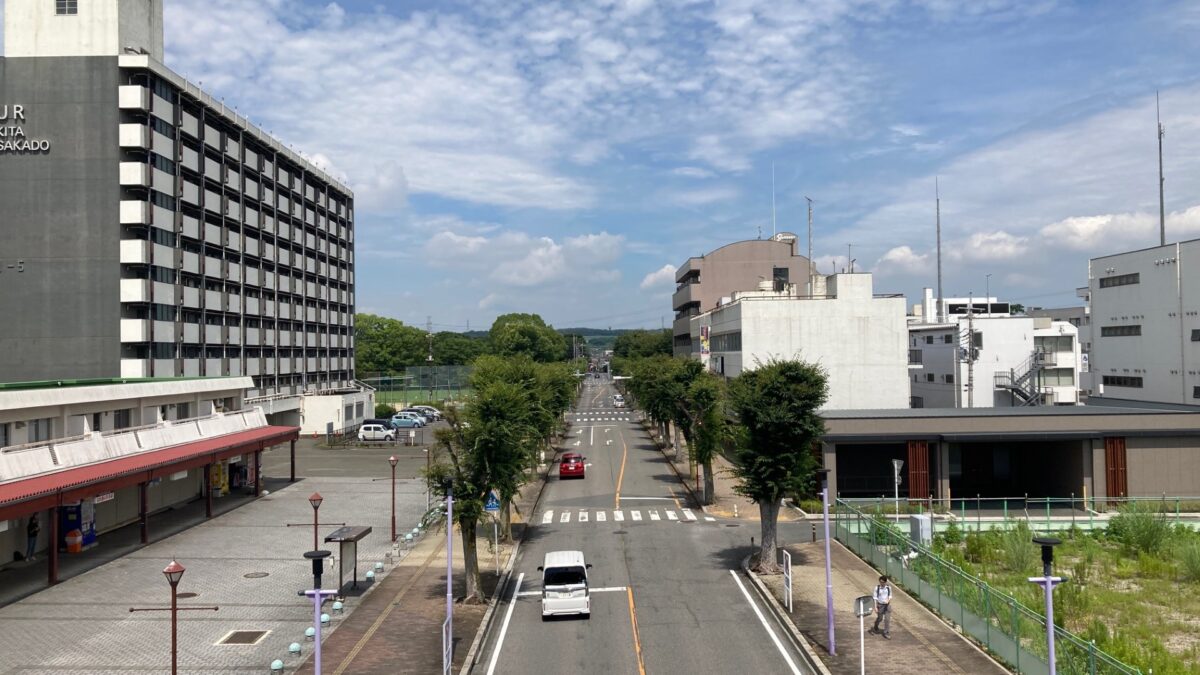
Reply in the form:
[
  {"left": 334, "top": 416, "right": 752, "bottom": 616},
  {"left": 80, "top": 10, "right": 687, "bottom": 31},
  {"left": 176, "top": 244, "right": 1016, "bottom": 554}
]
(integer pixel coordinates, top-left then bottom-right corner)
[
  {"left": 309, "top": 492, "right": 323, "bottom": 551},
  {"left": 817, "top": 468, "right": 836, "bottom": 656},
  {"left": 892, "top": 459, "right": 904, "bottom": 520},
  {"left": 440, "top": 477, "right": 455, "bottom": 675},
  {"left": 129, "top": 559, "right": 218, "bottom": 675},
  {"left": 985, "top": 274, "right": 992, "bottom": 314},
  {"left": 388, "top": 455, "right": 399, "bottom": 543},
  {"left": 1030, "top": 537, "right": 1065, "bottom": 675}
]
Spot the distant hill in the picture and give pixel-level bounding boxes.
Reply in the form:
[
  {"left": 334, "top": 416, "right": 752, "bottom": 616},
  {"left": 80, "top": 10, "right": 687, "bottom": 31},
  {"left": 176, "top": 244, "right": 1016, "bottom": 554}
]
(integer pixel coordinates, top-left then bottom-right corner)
[{"left": 556, "top": 327, "right": 638, "bottom": 336}]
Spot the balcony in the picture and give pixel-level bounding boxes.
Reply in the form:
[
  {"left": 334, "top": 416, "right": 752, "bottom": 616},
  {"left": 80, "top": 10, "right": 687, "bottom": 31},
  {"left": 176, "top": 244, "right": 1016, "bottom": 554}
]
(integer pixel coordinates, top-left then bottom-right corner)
[
  {"left": 183, "top": 359, "right": 201, "bottom": 377},
  {"left": 205, "top": 289, "right": 223, "bottom": 310},
  {"left": 228, "top": 294, "right": 241, "bottom": 313},
  {"left": 181, "top": 251, "right": 200, "bottom": 274},
  {"left": 119, "top": 162, "right": 150, "bottom": 187},
  {"left": 120, "top": 279, "right": 150, "bottom": 303},
  {"left": 671, "top": 283, "right": 700, "bottom": 312},
  {"left": 119, "top": 239, "right": 150, "bottom": 265},
  {"left": 204, "top": 256, "right": 223, "bottom": 278},
  {"left": 121, "top": 359, "right": 149, "bottom": 378},
  {"left": 120, "top": 200, "right": 149, "bottom": 225},
  {"left": 205, "top": 325, "right": 222, "bottom": 343},
  {"left": 181, "top": 286, "right": 201, "bottom": 308},
  {"left": 205, "top": 358, "right": 223, "bottom": 376},
  {"left": 120, "top": 319, "right": 149, "bottom": 342},
  {"left": 118, "top": 85, "right": 150, "bottom": 110},
  {"left": 118, "top": 124, "right": 149, "bottom": 149},
  {"left": 182, "top": 323, "right": 200, "bottom": 343}
]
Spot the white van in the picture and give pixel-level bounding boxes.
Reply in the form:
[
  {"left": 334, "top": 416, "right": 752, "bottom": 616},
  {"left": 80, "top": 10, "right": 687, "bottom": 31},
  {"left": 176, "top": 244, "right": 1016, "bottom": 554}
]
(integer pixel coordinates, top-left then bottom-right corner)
[
  {"left": 612, "top": 394, "right": 625, "bottom": 409},
  {"left": 538, "top": 550, "right": 591, "bottom": 620},
  {"left": 357, "top": 423, "right": 395, "bottom": 442}
]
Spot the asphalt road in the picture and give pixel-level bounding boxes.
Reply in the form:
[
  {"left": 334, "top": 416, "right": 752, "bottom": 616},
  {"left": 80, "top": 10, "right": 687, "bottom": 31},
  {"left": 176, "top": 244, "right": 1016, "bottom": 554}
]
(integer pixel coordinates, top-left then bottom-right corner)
[{"left": 475, "top": 374, "right": 814, "bottom": 675}]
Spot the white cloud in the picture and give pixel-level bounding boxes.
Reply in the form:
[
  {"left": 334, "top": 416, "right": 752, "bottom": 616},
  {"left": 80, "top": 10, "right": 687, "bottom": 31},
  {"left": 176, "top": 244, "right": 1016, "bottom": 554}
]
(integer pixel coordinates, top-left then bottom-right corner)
[
  {"left": 661, "top": 186, "right": 741, "bottom": 207},
  {"left": 478, "top": 293, "right": 499, "bottom": 309},
  {"left": 640, "top": 264, "right": 677, "bottom": 290},
  {"left": 670, "top": 166, "right": 717, "bottom": 179},
  {"left": 873, "top": 246, "right": 930, "bottom": 276},
  {"left": 948, "top": 230, "right": 1030, "bottom": 262},
  {"left": 423, "top": 224, "right": 625, "bottom": 289}
]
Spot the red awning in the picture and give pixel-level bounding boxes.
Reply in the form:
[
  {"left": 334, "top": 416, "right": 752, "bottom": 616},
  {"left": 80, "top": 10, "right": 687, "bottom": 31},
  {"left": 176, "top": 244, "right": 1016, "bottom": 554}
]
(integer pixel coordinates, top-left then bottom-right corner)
[{"left": 0, "top": 425, "right": 298, "bottom": 520}]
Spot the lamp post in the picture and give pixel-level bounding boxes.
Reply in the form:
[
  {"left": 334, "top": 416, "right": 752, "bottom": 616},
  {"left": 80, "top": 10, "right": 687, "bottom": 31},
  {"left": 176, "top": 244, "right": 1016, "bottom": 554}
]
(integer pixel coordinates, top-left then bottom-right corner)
[
  {"left": 424, "top": 448, "right": 432, "bottom": 511},
  {"left": 309, "top": 492, "right": 323, "bottom": 552},
  {"left": 443, "top": 481, "right": 455, "bottom": 675},
  {"left": 985, "top": 274, "right": 992, "bottom": 314},
  {"left": 1030, "top": 537, "right": 1065, "bottom": 675},
  {"left": 128, "top": 560, "right": 218, "bottom": 675},
  {"left": 817, "top": 468, "right": 836, "bottom": 656},
  {"left": 892, "top": 459, "right": 904, "bottom": 520},
  {"left": 389, "top": 455, "right": 398, "bottom": 543},
  {"left": 301, "top": 550, "right": 334, "bottom": 675}
]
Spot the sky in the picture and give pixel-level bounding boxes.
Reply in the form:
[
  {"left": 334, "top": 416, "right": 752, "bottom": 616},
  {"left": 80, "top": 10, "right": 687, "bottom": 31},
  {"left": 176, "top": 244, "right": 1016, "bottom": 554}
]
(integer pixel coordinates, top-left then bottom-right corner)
[{"left": 7, "top": 0, "right": 1200, "bottom": 331}]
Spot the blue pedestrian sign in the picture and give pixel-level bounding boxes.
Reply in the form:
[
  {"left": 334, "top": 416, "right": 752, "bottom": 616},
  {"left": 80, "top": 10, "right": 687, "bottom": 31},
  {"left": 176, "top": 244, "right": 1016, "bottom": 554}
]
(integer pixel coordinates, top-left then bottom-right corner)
[{"left": 484, "top": 490, "right": 501, "bottom": 512}]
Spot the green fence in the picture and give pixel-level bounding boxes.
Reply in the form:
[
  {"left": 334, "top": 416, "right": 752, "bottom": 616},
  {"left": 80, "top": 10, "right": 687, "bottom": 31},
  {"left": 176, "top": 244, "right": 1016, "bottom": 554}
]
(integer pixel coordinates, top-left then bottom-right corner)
[
  {"left": 834, "top": 499, "right": 1142, "bottom": 675},
  {"left": 361, "top": 366, "right": 474, "bottom": 407}
]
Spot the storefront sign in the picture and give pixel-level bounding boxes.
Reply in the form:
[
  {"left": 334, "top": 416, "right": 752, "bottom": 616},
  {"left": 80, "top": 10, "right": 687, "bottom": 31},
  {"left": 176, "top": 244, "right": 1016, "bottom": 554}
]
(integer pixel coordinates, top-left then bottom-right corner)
[
  {"left": 93, "top": 492, "right": 115, "bottom": 504},
  {"left": 0, "top": 104, "right": 52, "bottom": 154}
]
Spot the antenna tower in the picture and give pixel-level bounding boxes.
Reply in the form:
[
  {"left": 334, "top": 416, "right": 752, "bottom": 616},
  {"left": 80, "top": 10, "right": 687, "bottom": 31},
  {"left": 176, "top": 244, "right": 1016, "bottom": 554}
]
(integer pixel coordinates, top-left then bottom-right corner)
[
  {"left": 1158, "top": 91, "right": 1166, "bottom": 246},
  {"left": 936, "top": 178, "right": 945, "bottom": 323}
]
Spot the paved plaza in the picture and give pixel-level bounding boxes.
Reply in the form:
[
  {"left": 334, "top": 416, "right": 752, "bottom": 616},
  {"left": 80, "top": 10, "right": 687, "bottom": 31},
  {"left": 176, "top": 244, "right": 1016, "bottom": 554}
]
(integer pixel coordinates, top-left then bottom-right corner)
[{"left": 0, "top": 472, "right": 432, "bottom": 674}]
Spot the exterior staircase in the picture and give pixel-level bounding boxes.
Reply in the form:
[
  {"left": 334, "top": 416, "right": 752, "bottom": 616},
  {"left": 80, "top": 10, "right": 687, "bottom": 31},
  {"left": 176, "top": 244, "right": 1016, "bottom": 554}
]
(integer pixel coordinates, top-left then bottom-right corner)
[{"left": 994, "top": 350, "right": 1057, "bottom": 406}]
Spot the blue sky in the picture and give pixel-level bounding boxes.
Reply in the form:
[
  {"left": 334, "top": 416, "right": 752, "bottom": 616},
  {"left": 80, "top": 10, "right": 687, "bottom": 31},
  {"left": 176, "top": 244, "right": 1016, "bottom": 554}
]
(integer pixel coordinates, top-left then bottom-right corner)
[{"left": 8, "top": 0, "right": 1200, "bottom": 331}]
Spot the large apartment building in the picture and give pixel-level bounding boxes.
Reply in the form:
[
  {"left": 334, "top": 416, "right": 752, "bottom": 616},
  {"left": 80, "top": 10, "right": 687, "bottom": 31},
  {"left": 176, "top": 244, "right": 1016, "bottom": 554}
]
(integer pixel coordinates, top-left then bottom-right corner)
[
  {"left": 1, "top": 1, "right": 361, "bottom": 423},
  {"left": 672, "top": 233, "right": 812, "bottom": 357},
  {"left": 1088, "top": 239, "right": 1200, "bottom": 408}
]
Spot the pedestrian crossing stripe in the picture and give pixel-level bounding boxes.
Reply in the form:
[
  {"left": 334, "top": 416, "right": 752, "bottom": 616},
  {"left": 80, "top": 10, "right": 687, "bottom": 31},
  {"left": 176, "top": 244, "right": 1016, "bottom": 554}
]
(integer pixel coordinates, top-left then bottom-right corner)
[
  {"left": 631, "top": 510, "right": 642, "bottom": 521},
  {"left": 537, "top": 508, "right": 717, "bottom": 525},
  {"left": 560, "top": 511, "right": 570, "bottom": 523},
  {"left": 649, "top": 511, "right": 661, "bottom": 521},
  {"left": 579, "top": 511, "right": 589, "bottom": 522},
  {"left": 682, "top": 509, "right": 696, "bottom": 521},
  {"left": 597, "top": 511, "right": 607, "bottom": 522},
  {"left": 614, "top": 510, "right": 624, "bottom": 521},
  {"left": 666, "top": 511, "right": 678, "bottom": 521},
  {"left": 542, "top": 512, "right": 553, "bottom": 524},
  {"left": 704, "top": 516, "right": 716, "bottom": 522}
]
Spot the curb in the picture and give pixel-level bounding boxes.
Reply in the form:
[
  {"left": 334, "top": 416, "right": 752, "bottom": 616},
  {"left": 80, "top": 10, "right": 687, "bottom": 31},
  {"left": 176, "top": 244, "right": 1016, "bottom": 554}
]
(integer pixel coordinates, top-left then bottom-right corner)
[
  {"left": 459, "top": 441, "right": 559, "bottom": 674},
  {"left": 640, "top": 418, "right": 708, "bottom": 514},
  {"left": 740, "top": 554, "right": 833, "bottom": 675}
]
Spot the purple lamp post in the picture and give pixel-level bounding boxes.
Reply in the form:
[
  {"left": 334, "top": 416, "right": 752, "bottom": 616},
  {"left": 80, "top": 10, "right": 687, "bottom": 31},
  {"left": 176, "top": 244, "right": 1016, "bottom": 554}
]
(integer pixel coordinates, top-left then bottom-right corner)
[
  {"left": 444, "top": 485, "right": 455, "bottom": 674},
  {"left": 1030, "top": 537, "right": 1065, "bottom": 675},
  {"left": 389, "top": 455, "right": 399, "bottom": 542},
  {"left": 817, "top": 468, "right": 836, "bottom": 655}
]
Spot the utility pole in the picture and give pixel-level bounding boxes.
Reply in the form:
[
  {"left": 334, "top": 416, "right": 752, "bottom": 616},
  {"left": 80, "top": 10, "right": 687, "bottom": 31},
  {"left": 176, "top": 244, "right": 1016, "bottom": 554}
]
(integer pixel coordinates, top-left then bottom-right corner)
[
  {"left": 771, "top": 162, "right": 777, "bottom": 238},
  {"left": 1158, "top": 91, "right": 1166, "bottom": 246},
  {"left": 936, "top": 178, "right": 946, "bottom": 323},
  {"left": 806, "top": 197, "right": 814, "bottom": 297}
]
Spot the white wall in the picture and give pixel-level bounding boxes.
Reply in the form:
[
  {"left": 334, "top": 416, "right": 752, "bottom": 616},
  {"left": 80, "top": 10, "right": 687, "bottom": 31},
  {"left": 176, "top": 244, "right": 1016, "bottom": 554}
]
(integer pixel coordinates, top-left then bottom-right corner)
[
  {"left": 4, "top": 0, "right": 163, "bottom": 59},
  {"left": 298, "top": 390, "right": 375, "bottom": 436}
]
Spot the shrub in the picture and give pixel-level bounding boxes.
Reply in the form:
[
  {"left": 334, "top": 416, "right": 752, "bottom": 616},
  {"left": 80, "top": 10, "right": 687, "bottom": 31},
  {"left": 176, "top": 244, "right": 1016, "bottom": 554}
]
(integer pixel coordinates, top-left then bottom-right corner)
[
  {"left": 374, "top": 402, "right": 395, "bottom": 418},
  {"left": 1180, "top": 541, "right": 1200, "bottom": 582},
  {"left": 797, "top": 499, "right": 824, "bottom": 514},
  {"left": 942, "top": 520, "right": 963, "bottom": 545},
  {"left": 999, "top": 520, "right": 1038, "bottom": 573},
  {"left": 1107, "top": 502, "right": 1173, "bottom": 554}
]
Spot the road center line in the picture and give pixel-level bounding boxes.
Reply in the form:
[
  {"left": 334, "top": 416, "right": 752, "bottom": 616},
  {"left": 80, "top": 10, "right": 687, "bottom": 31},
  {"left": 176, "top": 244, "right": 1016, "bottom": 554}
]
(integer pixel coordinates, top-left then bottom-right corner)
[
  {"left": 627, "top": 586, "right": 647, "bottom": 675},
  {"left": 615, "top": 433, "right": 628, "bottom": 509},
  {"left": 728, "top": 570, "right": 802, "bottom": 675},
  {"left": 485, "top": 572, "right": 524, "bottom": 675}
]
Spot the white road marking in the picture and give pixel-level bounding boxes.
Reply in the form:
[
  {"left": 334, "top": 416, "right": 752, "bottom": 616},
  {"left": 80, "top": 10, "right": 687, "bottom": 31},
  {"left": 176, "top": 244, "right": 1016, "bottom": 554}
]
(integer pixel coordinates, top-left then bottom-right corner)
[
  {"left": 614, "top": 510, "right": 624, "bottom": 522},
  {"left": 729, "top": 570, "right": 802, "bottom": 675},
  {"left": 704, "top": 516, "right": 716, "bottom": 522},
  {"left": 631, "top": 511, "right": 642, "bottom": 521},
  {"left": 589, "top": 586, "right": 628, "bottom": 593},
  {"left": 590, "top": 426, "right": 594, "bottom": 445},
  {"left": 620, "top": 497, "right": 674, "bottom": 500},
  {"left": 597, "top": 511, "right": 607, "bottom": 522},
  {"left": 574, "top": 441, "right": 581, "bottom": 446},
  {"left": 516, "top": 590, "right": 539, "bottom": 597},
  {"left": 485, "top": 572, "right": 524, "bottom": 675},
  {"left": 682, "top": 509, "right": 697, "bottom": 521},
  {"left": 649, "top": 511, "right": 661, "bottom": 521},
  {"left": 666, "top": 511, "right": 678, "bottom": 521},
  {"left": 560, "top": 511, "right": 571, "bottom": 523},
  {"left": 542, "top": 511, "right": 553, "bottom": 524},
  {"left": 579, "top": 511, "right": 589, "bottom": 522}
]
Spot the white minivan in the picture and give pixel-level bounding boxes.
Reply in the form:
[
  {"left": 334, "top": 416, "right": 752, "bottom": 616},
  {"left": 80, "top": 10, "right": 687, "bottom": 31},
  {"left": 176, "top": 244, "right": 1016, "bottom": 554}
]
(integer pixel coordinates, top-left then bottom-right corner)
[
  {"left": 538, "top": 550, "right": 591, "bottom": 620},
  {"left": 357, "top": 423, "right": 395, "bottom": 442}
]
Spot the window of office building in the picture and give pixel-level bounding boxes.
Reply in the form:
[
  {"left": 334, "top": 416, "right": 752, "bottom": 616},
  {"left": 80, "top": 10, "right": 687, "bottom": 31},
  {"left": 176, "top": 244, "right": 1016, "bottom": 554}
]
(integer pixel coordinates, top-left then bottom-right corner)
[
  {"left": 910, "top": 396, "right": 924, "bottom": 408},
  {"left": 1192, "top": 329, "right": 1200, "bottom": 342},
  {"left": 55, "top": 0, "right": 77, "bottom": 15},
  {"left": 711, "top": 331, "right": 742, "bottom": 352},
  {"left": 1099, "top": 273, "right": 1139, "bottom": 288},
  {"left": 1103, "top": 375, "right": 1143, "bottom": 388},
  {"left": 28, "top": 418, "right": 52, "bottom": 442},
  {"left": 926, "top": 373, "right": 935, "bottom": 382},
  {"left": 1040, "top": 368, "right": 1074, "bottom": 386},
  {"left": 924, "top": 335, "right": 934, "bottom": 344},
  {"left": 113, "top": 409, "right": 132, "bottom": 429},
  {"left": 1101, "top": 325, "right": 1141, "bottom": 337},
  {"left": 944, "top": 374, "right": 955, "bottom": 384},
  {"left": 943, "top": 334, "right": 953, "bottom": 343},
  {"left": 772, "top": 267, "right": 789, "bottom": 283}
]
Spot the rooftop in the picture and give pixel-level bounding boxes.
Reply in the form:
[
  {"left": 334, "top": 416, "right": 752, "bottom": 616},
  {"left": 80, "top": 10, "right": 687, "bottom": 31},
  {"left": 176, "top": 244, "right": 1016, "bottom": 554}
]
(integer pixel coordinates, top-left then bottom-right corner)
[{"left": 820, "top": 405, "right": 1183, "bottom": 420}]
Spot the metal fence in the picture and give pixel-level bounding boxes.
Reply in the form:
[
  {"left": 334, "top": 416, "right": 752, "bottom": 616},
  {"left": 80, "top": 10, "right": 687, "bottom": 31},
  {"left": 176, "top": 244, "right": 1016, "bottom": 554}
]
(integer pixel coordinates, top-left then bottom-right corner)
[
  {"left": 834, "top": 499, "right": 1142, "bottom": 675},
  {"left": 360, "top": 366, "right": 473, "bottom": 407}
]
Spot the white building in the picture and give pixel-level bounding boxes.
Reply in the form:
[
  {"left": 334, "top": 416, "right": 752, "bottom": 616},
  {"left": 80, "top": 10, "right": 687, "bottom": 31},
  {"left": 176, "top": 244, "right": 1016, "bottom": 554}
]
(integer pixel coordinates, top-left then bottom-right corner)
[
  {"left": 1088, "top": 239, "right": 1200, "bottom": 408},
  {"left": 1, "top": 0, "right": 370, "bottom": 432},
  {"left": 908, "top": 290, "right": 1082, "bottom": 408},
  {"left": 690, "top": 273, "right": 910, "bottom": 410},
  {"left": 1028, "top": 296, "right": 1094, "bottom": 397}
]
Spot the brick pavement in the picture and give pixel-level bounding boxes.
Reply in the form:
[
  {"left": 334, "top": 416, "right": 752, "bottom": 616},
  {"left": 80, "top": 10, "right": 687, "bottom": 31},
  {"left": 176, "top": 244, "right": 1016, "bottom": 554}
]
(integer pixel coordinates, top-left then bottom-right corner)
[{"left": 762, "top": 541, "right": 1009, "bottom": 675}]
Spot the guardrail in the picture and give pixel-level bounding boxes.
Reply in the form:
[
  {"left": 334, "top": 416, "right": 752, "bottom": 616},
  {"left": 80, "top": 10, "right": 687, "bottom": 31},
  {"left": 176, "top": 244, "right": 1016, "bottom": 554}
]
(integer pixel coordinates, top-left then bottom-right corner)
[{"left": 835, "top": 499, "right": 1142, "bottom": 675}]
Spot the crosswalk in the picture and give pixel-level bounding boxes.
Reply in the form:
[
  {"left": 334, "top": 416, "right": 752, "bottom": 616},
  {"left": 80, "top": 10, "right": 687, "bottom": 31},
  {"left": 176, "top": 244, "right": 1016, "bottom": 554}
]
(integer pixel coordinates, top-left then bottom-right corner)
[
  {"left": 540, "top": 508, "right": 718, "bottom": 525},
  {"left": 569, "top": 413, "right": 633, "bottom": 422}
]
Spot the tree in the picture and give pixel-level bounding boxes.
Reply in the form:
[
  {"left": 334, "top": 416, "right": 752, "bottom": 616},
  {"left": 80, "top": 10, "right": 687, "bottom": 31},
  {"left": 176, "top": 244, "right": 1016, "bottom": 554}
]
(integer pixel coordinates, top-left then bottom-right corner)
[
  {"left": 729, "top": 360, "right": 829, "bottom": 573},
  {"left": 682, "top": 372, "right": 728, "bottom": 506},
  {"left": 354, "top": 314, "right": 427, "bottom": 372},
  {"left": 613, "top": 329, "right": 673, "bottom": 359},
  {"left": 489, "top": 313, "right": 567, "bottom": 362},
  {"left": 426, "top": 407, "right": 488, "bottom": 602},
  {"left": 433, "top": 331, "right": 488, "bottom": 365}
]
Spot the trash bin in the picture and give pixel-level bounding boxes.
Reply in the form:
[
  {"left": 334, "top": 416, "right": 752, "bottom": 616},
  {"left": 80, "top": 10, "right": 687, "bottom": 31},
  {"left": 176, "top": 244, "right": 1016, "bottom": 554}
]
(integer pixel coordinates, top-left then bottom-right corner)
[{"left": 65, "top": 529, "right": 83, "bottom": 554}]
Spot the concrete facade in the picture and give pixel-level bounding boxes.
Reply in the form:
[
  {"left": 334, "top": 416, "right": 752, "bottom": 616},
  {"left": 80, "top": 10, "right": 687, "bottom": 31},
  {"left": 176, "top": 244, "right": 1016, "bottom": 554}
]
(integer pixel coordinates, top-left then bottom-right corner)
[
  {"left": 4, "top": 0, "right": 164, "bottom": 61},
  {"left": 672, "top": 233, "right": 812, "bottom": 357},
  {"left": 1088, "top": 240, "right": 1200, "bottom": 407},
  {"left": 690, "top": 273, "right": 910, "bottom": 410},
  {"left": 1, "top": 4, "right": 358, "bottom": 401},
  {"left": 1028, "top": 302, "right": 1094, "bottom": 396}
]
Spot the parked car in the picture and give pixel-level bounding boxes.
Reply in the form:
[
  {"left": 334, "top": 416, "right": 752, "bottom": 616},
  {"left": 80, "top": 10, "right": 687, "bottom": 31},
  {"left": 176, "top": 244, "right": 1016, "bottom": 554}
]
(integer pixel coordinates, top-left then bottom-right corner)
[
  {"left": 388, "top": 416, "right": 421, "bottom": 429},
  {"left": 358, "top": 423, "right": 395, "bottom": 442},
  {"left": 399, "top": 408, "right": 432, "bottom": 423},
  {"left": 412, "top": 405, "right": 442, "bottom": 421},
  {"left": 612, "top": 395, "right": 625, "bottom": 408},
  {"left": 393, "top": 411, "right": 426, "bottom": 426},
  {"left": 559, "top": 452, "right": 586, "bottom": 479},
  {"left": 539, "top": 550, "right": 591, "bottom": 620}
]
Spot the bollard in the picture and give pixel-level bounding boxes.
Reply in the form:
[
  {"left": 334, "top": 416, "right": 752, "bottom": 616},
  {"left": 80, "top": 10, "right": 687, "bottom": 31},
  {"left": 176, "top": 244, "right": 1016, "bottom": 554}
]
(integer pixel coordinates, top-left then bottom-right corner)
[
  {"left": 320, "top": 613, "right": 331, "bottom": 626},
  {"left": 374, "top": 562, "right": 384, "bottom": 571},
  {"left": 366, "top": 570, "right": 376, "bottom": 581},
  {"left": 812, "top": 522, "right": 817, "bottom": 543},
  {"left": 332, "top": 601, "right": 344, "bottom": 614},
  {"left": 271, "top": 659, "right": 285, "bottom": 671},
  {"left": 288, "top": 642, "right": 302, "bottom": 655},
  {"left": 305, "top": 627, "right": 316, "bottom": 641}
]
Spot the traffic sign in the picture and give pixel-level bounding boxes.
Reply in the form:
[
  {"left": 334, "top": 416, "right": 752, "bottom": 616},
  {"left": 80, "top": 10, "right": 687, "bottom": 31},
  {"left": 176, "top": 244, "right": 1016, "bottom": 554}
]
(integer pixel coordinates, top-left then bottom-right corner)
[{"left": 484, "top": 490, "right": 501, "bottom": 512}]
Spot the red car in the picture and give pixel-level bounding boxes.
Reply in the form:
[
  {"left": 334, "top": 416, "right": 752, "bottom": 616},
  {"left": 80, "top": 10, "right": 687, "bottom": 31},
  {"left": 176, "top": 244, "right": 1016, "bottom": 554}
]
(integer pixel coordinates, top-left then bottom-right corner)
[{"left": 559, "top": 453, "right": 586, "bottom": 479}]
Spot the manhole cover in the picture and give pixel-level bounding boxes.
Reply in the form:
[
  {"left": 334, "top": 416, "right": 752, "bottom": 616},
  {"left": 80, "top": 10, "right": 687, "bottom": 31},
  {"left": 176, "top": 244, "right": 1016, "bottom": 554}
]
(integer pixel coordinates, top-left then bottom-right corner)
[
  {"left": 243, "top": 572, "right": 270, "bottom": 579},
  {"left": 725, "top": 524, "right": 741, "bottom": 528},
  {"left": 612, "top": 530, "right": 628, "bottom": 535},
  {"left": 176, "top": 592, "right": 199, "bottom": 599},
  {"left": 217, "top": 630, "right": 270, "bottom": 646}
]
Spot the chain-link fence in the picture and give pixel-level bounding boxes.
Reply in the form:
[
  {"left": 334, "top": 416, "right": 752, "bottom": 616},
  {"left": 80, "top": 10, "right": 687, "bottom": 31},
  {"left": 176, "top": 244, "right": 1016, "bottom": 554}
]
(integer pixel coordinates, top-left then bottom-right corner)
[
  {"left": 359, "top": 366, "right": 473, "bottom": 408},
  {"left": 835, "top": 499, "right": 1142, "bottom": 675}
]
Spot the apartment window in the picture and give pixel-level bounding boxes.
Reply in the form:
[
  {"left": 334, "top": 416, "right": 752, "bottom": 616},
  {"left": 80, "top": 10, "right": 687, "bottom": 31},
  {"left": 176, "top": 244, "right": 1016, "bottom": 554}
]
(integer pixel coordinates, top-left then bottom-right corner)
[
  {"left": 55, "top": 0, "right": 77, "bottom": 15},
  {"left": 926, "top": 373, "right": 935, "bottom": 382},
  {"left": 1194, "top": 386, "right": 1200, "bottom": 400},
  {"left": 28, "top": 418, "right": 53, "bottom": 442},
  {"left": 152, "top": 343, "right": 177, "bottom": 359},
  {"left": 944, "top": 374, "right": 955, "bottom": 384},
  {"left": 908, "top": 349, "right": 923, "bottom": 365},
  {"left": 1192, "top": 329, "right": 1200, "bottom": 342},
  {"left": 1040, "top": 368, "right": 1074, "bottom": 386},
  {"left": 113, "top": 409, "right": 132, "bottom": 429},
  {"left": 355, "top": 402, "right": 364, "bottom": 418},
  {"left": 151, "top": 153, "right": 177, "bottom": 175},
  {"left": 150, "top": 226, "right": 176, "bottom": 247},
  {"left": 1101, "top": 325, "right": 1142, "bottom": 337},
  {"left": 151, "top": 190, "right": 176, "bottom": 211},
  {"left": 1099, "top": 273, "right": 1139, "bottom": 288},
  {"left": 943, "top": 334, "right": 953, "bottom": 344},
  {"left": 343, "top": 404, "right": 353, "bottom": 421},
  {"left": 177, "top": 402, "right": 190, "bottom": 420},
  {"left": 910, "top": 396, "right": 924, "bottom": 408},
  {"left": 0, "top": 422, "right": 8, "bottom": 447},
  {"left": 150, "top": 304, "right": 176, "bottom": 321},
  {"left": 924, "top": 335, "right": 934, "bottom": 344},
  {"left": 1103, "top": 375, "right": 1143, "bottom": 388}
]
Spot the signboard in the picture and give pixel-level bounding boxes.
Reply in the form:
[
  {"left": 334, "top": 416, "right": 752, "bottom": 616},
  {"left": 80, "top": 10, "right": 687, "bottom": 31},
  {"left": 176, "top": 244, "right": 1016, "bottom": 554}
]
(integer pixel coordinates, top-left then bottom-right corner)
[
  {"left": 782, "top": 549, "right": 793, "bottom": 612},
  {"left": 854, "top": 595, "right": 875, "bottom": 617},
  {"left": 0, "top": 104, "right": 52, "bottom": 154},
  {"left": 93, "top": 492, "right": 115, "bottom": 505},
  {"left": 484, "top": 490, "right": 501, "bottom": 513}
]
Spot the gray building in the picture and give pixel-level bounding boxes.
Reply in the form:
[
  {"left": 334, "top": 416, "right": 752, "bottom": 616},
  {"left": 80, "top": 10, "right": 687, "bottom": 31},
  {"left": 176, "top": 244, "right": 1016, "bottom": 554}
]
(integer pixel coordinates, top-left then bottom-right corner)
[
  {"left": 0, "top": 0, "right": 356, "bottom": 402},
  {"left": 672, "top": 232, "right": 812, "bottom": 356}
]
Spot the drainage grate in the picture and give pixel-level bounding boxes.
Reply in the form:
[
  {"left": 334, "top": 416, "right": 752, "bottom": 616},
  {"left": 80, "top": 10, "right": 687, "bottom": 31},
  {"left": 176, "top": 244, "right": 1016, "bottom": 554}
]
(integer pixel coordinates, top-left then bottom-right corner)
[
  {"left": 176, "top": 592, "right": 198, "bottom": 599},
  {"left": 217, "top": 630, "right": 270, "bottom": 646},
  {"left": 243, "top": 572, "right": 269, "bottom": 579}
]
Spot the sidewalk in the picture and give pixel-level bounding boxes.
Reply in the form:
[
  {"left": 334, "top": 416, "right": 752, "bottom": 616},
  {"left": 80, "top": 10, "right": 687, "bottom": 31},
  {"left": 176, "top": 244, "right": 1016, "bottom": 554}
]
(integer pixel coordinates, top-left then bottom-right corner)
[{"left": 761, "top": 541, "right": 1008, "bottom": 675}]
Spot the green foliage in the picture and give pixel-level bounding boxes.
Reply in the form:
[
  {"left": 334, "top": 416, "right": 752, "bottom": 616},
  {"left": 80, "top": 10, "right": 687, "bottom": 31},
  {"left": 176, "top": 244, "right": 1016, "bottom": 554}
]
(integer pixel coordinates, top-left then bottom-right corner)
[
  {"left": 728, "top": 360, "right": 828, "bottom": 503},
  {"left": 1107, "top": 501, "right": 1173, "bottom": 554},
  {"left": 355, "top": 314, "right": 429, "bottom": 372},
  {"left": 998, "top": 520, "right": 1038, "bottom": 573},
  {"left": 489, "top": 313, "right": 568, "bottom": 362},
  {"left": 432, "top": 331, "right": 489, "bottom": 365},
  {"left": 374, "top": 402, "right": 394, "bottom": 418},
  {"left": 963, "top": 530, "right": 993, "bottom": 564},
  {"left": 1180, "top": 540, "right": 1200, "bottom": 582},
  {"left": 942, "top": 520, "right": 963, "bottom": 545},
  {"left": 612, "top": 329, "right": 672, "bottom": 359}
]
